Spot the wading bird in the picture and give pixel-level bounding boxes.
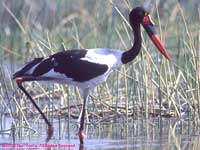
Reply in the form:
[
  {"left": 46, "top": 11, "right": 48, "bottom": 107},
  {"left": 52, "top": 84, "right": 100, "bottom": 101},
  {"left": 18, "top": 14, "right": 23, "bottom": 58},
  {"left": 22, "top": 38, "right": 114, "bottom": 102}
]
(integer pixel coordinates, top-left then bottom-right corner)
[{"left": 13, "top": 7, "right": 170, "bottom": 144}]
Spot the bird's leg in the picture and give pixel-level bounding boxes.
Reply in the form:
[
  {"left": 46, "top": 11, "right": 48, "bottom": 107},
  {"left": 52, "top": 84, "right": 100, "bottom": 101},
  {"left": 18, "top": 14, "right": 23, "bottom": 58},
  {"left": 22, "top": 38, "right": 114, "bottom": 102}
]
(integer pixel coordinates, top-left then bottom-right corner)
[
  {"left": 15, "top": 77, "right": 53, "bottom": 142},
  {"left": 79, "top": 106, "right": 86, "bottom": 144},
  {"left": 78, "top": 89, "right": 89, "bottom": 145}
]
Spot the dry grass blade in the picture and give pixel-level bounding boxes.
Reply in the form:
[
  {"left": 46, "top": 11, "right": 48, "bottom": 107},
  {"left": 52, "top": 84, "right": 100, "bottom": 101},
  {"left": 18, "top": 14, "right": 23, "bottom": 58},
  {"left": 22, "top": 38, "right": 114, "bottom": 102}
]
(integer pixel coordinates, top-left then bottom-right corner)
[{"left": 2, "top": 2, "right": 26, "bottom": 34}]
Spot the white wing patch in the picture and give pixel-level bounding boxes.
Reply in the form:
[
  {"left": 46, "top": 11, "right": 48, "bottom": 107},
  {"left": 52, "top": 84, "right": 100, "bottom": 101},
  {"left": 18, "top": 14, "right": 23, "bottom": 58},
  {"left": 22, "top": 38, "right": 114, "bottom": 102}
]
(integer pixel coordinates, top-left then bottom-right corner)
[{"left": 81, "top": 48, "right": 123, "bottom": 69}]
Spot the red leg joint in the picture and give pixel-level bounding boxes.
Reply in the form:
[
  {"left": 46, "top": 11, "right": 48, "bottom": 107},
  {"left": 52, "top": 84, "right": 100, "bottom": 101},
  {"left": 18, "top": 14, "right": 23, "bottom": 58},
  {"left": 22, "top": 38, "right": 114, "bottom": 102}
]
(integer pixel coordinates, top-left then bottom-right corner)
[
  {"left": 79, "top": 130, "right": 86, "bottom": 144},
  {"left": 16, "top": 77, "right": 23, "bottom": 86}
]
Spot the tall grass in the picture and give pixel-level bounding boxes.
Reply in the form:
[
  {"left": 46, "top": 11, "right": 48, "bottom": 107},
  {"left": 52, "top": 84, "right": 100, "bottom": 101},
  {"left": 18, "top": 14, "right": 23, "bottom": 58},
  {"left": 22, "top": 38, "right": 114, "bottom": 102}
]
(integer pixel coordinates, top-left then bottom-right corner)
[{"left": 0, "top": 0, "right": 200, "bottom": 140}]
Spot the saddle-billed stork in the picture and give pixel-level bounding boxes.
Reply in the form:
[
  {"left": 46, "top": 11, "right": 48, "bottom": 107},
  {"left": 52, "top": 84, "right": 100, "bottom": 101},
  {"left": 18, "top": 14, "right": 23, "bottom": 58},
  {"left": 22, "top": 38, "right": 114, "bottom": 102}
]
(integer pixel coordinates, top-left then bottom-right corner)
[{"left": 13, "top": 7, "right": 170, "bottom": 144}]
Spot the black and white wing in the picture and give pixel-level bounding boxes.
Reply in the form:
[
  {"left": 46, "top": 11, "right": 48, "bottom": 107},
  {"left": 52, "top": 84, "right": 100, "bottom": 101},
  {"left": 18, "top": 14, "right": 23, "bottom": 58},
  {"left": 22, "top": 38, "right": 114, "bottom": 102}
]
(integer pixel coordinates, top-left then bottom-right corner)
[{"left": 13, "top": 49, "right": 109, "bottom": 82}]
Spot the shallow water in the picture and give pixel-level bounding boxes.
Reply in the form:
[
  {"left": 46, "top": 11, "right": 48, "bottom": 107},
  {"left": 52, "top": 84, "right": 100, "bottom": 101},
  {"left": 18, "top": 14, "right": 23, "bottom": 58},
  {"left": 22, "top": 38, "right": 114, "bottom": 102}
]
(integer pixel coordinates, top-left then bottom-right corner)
[{"left": 1, "top": 117, "right": 200, "bottom": 150}]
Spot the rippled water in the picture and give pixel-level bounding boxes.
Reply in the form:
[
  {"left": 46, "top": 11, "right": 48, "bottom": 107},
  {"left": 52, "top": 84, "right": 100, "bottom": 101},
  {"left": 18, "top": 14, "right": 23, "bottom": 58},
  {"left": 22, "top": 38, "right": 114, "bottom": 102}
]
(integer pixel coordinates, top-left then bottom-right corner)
[{"left": 1, "top": 117, "right": 200, "bottom": 150}]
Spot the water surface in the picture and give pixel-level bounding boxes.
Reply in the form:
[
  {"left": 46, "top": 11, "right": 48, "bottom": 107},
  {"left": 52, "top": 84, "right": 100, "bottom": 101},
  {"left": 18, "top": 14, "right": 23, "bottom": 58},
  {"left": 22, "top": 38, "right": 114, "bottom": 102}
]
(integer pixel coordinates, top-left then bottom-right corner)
[{"left": 0, "top": 117, "right": 200, "bottom": 150}]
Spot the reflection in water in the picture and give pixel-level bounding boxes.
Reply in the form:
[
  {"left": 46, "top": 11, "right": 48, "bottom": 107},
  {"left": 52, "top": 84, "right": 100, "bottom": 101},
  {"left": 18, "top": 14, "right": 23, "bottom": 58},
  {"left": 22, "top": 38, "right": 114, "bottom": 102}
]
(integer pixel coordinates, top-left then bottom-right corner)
[{"left": 0, "top": 117, "right": 200, "bottom": 150}]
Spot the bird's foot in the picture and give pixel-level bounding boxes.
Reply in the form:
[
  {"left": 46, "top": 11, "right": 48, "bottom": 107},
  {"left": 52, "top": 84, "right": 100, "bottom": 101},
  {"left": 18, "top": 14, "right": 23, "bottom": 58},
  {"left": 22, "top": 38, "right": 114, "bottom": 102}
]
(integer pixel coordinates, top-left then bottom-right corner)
[
  {"left": 79, "top": 143, "right": 85, "bottom": 150},
  {"left": 46, "top": 126, "right": 54, "bottom": 142},
  {"left": 79, "top": 130, "right": 86, "bottom": 145}
]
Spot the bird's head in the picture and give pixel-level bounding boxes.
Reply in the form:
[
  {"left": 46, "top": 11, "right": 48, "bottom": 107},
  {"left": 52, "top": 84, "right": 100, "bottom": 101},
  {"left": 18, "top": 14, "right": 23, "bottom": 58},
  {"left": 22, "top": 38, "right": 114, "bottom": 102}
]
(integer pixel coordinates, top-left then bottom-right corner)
[{"left": 129, "top": 7, "right": 170, "bottom": 60}]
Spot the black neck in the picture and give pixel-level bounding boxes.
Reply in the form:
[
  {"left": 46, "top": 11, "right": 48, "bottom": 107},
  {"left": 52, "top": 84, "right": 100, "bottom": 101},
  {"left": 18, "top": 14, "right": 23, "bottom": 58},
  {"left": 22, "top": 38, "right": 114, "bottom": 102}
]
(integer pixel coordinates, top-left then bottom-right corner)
[{"left": 121, "top": 24, "right": 141, "bottom": 64}]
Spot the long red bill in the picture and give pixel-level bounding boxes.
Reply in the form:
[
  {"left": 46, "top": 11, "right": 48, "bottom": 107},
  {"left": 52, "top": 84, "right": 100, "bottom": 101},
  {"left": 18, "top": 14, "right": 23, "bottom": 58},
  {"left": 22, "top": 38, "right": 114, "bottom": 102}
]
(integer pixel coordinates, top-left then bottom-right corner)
[
  {"left": 142, "top": 15, "right": 170, "bottom": 60},
  {"left": 151, "top": 34, "right": 170, "bottom": 60}
]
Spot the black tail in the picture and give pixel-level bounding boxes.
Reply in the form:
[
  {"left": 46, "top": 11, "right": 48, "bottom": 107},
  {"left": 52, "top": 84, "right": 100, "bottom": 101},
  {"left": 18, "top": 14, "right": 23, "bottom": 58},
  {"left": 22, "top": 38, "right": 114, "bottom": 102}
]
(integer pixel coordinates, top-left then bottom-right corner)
[{"left": 13, "top": 58, "right": 44, "bottom": 79}]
